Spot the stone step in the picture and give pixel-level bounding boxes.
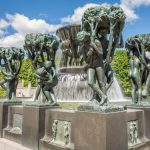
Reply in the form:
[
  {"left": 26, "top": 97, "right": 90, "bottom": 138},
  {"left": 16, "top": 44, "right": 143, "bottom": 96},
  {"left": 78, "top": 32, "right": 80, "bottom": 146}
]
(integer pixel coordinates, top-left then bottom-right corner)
[{"left": 0, "top": 138, "right": 31, "bottom": 150}]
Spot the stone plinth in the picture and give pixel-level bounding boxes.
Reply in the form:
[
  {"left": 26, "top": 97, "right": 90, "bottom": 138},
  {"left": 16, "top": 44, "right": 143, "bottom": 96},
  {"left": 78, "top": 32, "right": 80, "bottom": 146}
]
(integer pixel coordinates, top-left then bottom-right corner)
[
  {"left": 22, "top": 105, "right": 59, "bottom": 150},
  {"left": 0, "top": 100, "right": 22, "bottom": 137},
  {"left": 74, "top": 111, "right": 128, "bottom": 150},
  {"left": 3, "top": 105, "right": 23, "bottom": 144},
  {"left": 40, "top": 109, "right": 75, "bottom": 150},
  {"left": 127, "top": 105, "right": 150, "bottom": 139}
]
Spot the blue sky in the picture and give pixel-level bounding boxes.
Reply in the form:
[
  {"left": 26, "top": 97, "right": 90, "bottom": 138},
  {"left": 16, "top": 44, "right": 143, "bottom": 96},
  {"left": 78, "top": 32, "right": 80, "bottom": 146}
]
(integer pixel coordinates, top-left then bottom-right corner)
[{"left": 0, "top": 0, "right": 150, "bottom": 47}]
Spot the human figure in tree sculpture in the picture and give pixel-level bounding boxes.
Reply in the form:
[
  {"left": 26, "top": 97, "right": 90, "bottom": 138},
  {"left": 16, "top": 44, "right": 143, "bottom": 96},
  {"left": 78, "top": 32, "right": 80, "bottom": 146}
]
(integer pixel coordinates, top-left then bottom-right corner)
[
  {"left": 77, "top": 5, "right": 126, "bottom": 106},
  {"left": 142, "top": 54, "right": 150, "bottom": 98},
  {"left": 35, "top": 60, "right": 58, "bottom": 104},
  {"left": 126, "top": 34, "right": 150, "bottom": 104},
  {"left": 24, "top": 33, "right": 59, "bottom": 104},
  {"left": 0, "top": 47, "right": 24, "bottom": 100},
  {"left": 128, "top": 50, "right": 142, "bottom": 104},
  {"left": 77, "top": 31, "right": 107, "bottom": 105},
  {"left": 56, "top": 25, "right": 81, "bottom": 67},
  {"left": 98, "top": 28, "right": 113, "bottom": 85},
  {"left": 60, "top": 40, "right": 74, "bottom": 67}
]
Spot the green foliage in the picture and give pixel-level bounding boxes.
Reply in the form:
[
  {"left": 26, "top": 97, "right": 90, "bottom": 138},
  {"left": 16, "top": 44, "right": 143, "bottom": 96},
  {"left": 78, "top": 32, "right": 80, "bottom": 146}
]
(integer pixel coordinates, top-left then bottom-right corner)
[
  {"left": 0, "top": 74, "right": 6, "bottom": 98},
  {"left": 112, "top": 50, "right": 131, "bottom": 95},
  {"left": 19, "top": 58, "right": 37, "bottom": 87}
]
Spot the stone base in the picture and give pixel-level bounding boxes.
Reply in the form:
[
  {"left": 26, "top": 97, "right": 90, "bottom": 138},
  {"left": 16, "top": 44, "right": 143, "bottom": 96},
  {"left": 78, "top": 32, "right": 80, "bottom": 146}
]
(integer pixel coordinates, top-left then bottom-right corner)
[
  {"left": 74, "top": 111, "right": 128, "bottom": 150},
  {"left": 3, "top": 105, "right": 23, "bottom": 144},
  {"left": 0, "top": 100, "right": 22, "bottom": 137},
  {"left": 127, "top": 105, "right": 150, "bottom": 139},
  {"left": 3, "top": 130, "right": 22, "bottom": 144},
  {"left": 129, "top": 140, "right": 150, "bottom": 150},
  {"left": 78, "top": 100, "right": 124, "bottom": 113},
  {"left": 22, "top": 105, "right": 59, "bottom": 150},
  {"left": 40, "top": 109, "right": 75, "bottom": 150},
  {"left": 41, "top": 140, "right": 74, "bottom": 150}
]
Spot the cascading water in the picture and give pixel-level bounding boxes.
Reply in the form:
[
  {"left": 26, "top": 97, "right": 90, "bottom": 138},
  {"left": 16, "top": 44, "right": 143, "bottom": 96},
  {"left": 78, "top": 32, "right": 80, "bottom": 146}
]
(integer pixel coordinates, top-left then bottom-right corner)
[
  {"left": 54, "top": 73, "right": 92, "bottom": 101},
  {"left": 107, "top": 76, "right": 124, "bottom": 101},
  {"left": 54, "top": 69, "right": 125, "bottom": 102}
]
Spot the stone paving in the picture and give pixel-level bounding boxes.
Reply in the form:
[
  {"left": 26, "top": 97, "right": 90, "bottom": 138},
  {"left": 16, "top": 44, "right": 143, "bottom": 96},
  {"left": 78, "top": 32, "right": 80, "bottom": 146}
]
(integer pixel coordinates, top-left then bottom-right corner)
[{"left": 0, "top": 138, "right": 31, "bottom": 150}]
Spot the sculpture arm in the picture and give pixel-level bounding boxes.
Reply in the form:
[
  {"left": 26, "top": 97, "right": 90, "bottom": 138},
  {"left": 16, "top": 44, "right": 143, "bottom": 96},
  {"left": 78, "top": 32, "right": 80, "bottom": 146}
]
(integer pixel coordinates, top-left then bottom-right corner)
[
  {"left": 51, "top": 67, "right": 56, "bottom": 77},
  {"left": 0, "top": 79, "right": 6, "bottom": 85},
  {"left": 0, "top": 79, "right": 7, "bottom": 90},
  {"left": 140, "top": 44, "right": 149, "bottom": 70},
  {"left": 33, "top": 52, "right": 41, "bottom": 68},
  {"left": 26, "top": 48, "right": 34, "bottom": 61},
  {"left": 35, "top": 74, "right": 48, "bottom": 81},
  {"left": 0, "top": 66, "right": 14, "bottom": 78},
  {"left": 90, "top": 41, "right": 103, "bottom": 56}
]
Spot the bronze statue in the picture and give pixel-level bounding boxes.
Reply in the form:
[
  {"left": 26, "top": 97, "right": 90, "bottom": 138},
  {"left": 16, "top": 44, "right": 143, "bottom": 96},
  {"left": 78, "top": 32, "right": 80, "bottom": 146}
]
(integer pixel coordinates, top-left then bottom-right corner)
[
  {"left": 77, "top": 5, "right": 126, "bottom": 106},
  {"left": 126, "top": 34, "right": 150, "bottom": 104},
  {"left": 56, "top": 25, "right": 81, "bottom": 67},
  {"left": 0, "top": 47, "right": 24, "bottom": 100},
  {"left": 24, "top": 33, "right": 59, "bottom": 105},
  {"left": 77, "top": 31, "right": 107, "bottom": 105}
]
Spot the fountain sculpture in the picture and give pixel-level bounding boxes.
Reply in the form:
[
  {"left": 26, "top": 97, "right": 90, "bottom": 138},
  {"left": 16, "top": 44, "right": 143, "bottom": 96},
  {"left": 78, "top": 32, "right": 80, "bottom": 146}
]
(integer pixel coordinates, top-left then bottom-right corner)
[{"left": 0, "top": 4, "right": 150, "bottom": 150}]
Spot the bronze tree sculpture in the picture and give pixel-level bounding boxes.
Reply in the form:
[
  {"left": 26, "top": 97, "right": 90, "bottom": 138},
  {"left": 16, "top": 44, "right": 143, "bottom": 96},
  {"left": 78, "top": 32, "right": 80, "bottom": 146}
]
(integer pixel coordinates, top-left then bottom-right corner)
[
  {"left": 0, "top": 47, "right": 24, "bottom": 100},
  {"left": 24, "top": 33, "right": 59, "bottom": 105},
  {"left": 77, "top": 5, "right": 126, "bottom": 105},
  {"left": 126, "top": 34, "right": 150, "bottom": 104}
]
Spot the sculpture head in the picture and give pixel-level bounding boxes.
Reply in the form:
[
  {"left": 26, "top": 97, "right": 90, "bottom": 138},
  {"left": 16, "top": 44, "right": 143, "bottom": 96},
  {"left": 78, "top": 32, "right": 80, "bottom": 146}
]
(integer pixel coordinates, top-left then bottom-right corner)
[
  {"left": 44, "top": 61, "right": 53, "bottom": 70},
  {"left": 77, "top": 31, "right": 91, "bottom": 44}
]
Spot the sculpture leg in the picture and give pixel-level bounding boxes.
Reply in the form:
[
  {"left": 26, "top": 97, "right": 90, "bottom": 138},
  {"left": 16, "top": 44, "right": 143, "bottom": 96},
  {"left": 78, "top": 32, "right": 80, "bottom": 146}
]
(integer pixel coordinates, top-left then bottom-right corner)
[
  {"left": 135, "top": 76, "right": 142, "bottom": 105},
  {"left": 8, "top": 79, "right": 18, "bottom": 100},
  {"left": 142, "top": 73, "right": 150, "bottom": 99},
  {"left": 49, "top": 89, "right": 57, "bottom": 105},
  {"left": 96, "top": 67, "right": 108, "bottom": 105},
  {"left": 63, "top": 54, "right": 68, "bottom": 67},
  {"left": 69, "top": 57, "right": 72, "bottom": 66},
  {"left": 87, "top": 68, "right": 107, "bottom": 105},
  {"left": 34, "top": 85, "right": 41, "bottom": 101},
  {"left": 130, "top": 79, "right": 137, "bottom": 104},
  {"left": 42, "top": 91, "right": 51, "bottom": 103},
  {"left": 105, "top": 64, "right": 113, "bottom": 84}
]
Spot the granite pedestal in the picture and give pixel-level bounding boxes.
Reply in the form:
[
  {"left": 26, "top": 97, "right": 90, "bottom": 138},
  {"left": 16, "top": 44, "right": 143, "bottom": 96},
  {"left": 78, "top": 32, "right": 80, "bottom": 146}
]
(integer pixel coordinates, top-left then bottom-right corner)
[
  {"left": 74, "top": 111, "right": 128, "bottom": 150},
  {"left": 40, "top": 109, "right": 75, "bottom": 150},
  {"left": 127, "top": 106, "right": 150, "bottom": 139},
  {"left": 0, "top": 100, "right": 22, "bottom": 137},
  {"left": 22, "top": 105, "right": 59, "bottom": 150},
  {"left": 3, "top": 105, "right": 23, "bottom": 144}
]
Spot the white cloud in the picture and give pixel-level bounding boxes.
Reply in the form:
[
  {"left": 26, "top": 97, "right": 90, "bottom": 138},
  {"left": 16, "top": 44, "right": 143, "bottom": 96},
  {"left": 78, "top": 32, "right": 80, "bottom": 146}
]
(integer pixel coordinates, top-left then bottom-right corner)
[
  {"left": 6, "top": 13, "right": 62, "bottom": 35},
  {"left": 0, "top": 19, "right": 9, "bottom": 37},
  {"left": 120, "top": 0, "right": 150, "bottom": 22},
  {"left": 0, "top": 33, "right": 24, "bottom": 48},
  {"left": 0, "top": 30, "right": 5, "bottom": 37},
  {"left": 61, "top": 0, "right": 150, "bottom": 24},
  {"left": 61, "top": 3, "right": 99, "bottom": 24},
  {"left": 0, "top": 19, "right": 9, "bottom": 29},
  {"left": 0, "top": 13, "right": 62, "bottom": 48},
  {"left": 1, "top": 1, "right": 150, "bottom": 48}
]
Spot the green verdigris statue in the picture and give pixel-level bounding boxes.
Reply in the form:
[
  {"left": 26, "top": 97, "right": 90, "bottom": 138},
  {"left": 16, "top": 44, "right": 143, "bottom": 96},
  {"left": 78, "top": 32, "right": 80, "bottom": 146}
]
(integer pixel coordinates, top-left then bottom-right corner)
[
  {"left": 56, "top": 25, "right": 81, "bottom": 67},
  {"left": 126, "top": 34, "right": 150, "bottom": 105},
  {"left": 24, "top": 33, "right": 59, "bottom": 105},
  {"left": 0, "top": 47, "right": 24, "bottom": 100},
  {"left": 77, "top": 5, "right": 126, "bottom": 106}
]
